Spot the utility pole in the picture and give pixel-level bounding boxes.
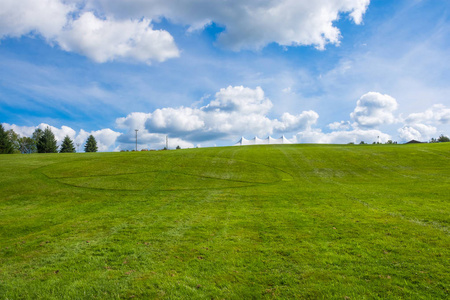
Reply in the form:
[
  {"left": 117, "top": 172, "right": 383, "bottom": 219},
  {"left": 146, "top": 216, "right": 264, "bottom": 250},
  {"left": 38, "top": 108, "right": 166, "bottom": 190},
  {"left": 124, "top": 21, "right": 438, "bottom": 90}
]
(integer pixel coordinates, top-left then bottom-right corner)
[{"left": 135, "top": 129, "right": 138, "bottom": 151}]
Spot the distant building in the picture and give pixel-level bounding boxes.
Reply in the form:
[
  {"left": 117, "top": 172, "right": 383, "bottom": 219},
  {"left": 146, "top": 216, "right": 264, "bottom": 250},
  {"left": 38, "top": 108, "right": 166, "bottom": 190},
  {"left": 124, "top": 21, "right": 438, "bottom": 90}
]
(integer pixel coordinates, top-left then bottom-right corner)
[{"left": 406, "top": 140, "right": 424, "bottom": 144}]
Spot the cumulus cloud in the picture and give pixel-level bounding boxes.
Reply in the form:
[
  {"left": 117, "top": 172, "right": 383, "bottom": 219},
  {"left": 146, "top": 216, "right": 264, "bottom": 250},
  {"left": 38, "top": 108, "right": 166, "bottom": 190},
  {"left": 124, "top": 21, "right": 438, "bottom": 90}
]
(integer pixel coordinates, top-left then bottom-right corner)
[
  {"left": 0, "top": 0, "right": 179, "bottom": 64},
  {"left": 86, "top": 0, "right": 370, "bottom": 50},
  {"left": 115, "top": 112, "right": 191, "bottom": 150},
  {"left": 115, "top": 86, "right": 319, "bottom": 145},
  {"left": 404, "top": 104, "right": 450, "bottom": 125},
  {"left": 0, "top": 0, "right": 72, "bottom": 39},
  {"left": 275, "top": 111, "right": 319, "bottom": 132},
  {"left": 147, "top": 107, "right": 205, "bottom": 134},
  {"left": 292, "top": 91, "right": 403, "bottom": 144},
  {"left": 328, "top": 121, "right": 352, "bottom": 131},
  {"left": 351, "top": 92, "right": 398, "bottom": 128},
  {"left": 204, "top": 86, "right": 272, "bottom": 114},
  {"left": 115, "top": 114, "right": 195, "bottom": 150},
  {"left": 57, "top": 12, "right": 179, "bottom": 64},
  {"left": 398, "top": 124, "right": 437, "bottom": 142},
  {"left": 116, "top": 112, "right": 167, "bottom": 146},
  {"left": 295, "top": 128, "right": 391, "bottom": 144},
  {"left": 1, "top": 0, "right": 370, "bottom": 61},
  {"left": 1, "top": 123, "right": 38, "bottom": 138},
  {"left": 74, "top": 128, "right": 121, "bottom": 152}
]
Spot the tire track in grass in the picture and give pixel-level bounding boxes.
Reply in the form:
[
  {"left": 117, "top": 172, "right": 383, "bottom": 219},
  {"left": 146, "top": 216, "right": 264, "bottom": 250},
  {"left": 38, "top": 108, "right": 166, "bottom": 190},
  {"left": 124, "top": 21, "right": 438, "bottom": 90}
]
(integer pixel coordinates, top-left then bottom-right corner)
[
  {"left": 43, "top": 169, "right": 274, "bottom": 192},
  {"left": 33, "top": 156, "right": 292, "bottom": 192}
]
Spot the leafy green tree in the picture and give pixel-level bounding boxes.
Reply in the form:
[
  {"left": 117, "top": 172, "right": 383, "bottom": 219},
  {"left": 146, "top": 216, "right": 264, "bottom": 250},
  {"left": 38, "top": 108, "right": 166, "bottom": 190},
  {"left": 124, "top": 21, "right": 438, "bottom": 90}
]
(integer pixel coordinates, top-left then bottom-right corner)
[
  {"left": 0, "top": 124, "right": 14, "bottom": 154},
  {"left": 37, "top": 127, "right": 58, "bottom": 153},
  {"left": 19, "top": 136, "right": 36, "bottom": 154},
  {"left": 60, "top": 135, "right": 76, "bottom": 153},
  {"left": 84, "top": 135, "right": 98, "bottom": 152},
  {"left": 437, "top": 134, "right": 449, "bottom": 142},
  {"left": 7, "top": 129, "right": 20, "bottom": 153}
]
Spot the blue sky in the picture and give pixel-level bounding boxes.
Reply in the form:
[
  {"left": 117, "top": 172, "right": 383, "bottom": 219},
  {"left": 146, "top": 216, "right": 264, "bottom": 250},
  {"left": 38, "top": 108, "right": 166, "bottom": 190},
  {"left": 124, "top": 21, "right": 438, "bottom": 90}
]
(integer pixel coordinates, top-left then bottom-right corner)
[{"left": 1, "top": 0, "right": 449, "bottom": 151}]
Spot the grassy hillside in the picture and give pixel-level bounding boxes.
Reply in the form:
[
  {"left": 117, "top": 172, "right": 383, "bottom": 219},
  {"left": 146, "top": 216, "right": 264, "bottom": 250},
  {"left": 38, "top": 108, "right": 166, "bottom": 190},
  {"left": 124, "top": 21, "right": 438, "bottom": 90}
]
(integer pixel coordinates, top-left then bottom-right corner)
[{"left": 0, "top": 143, "right": 449, "bottom": 299}]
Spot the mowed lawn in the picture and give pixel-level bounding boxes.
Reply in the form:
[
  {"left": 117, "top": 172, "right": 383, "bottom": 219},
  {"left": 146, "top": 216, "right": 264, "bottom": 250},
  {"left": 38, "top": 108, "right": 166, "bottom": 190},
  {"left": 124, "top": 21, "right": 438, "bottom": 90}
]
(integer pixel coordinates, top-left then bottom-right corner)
[{"left": 0, "top": 143, "right": 449, "bottom": 299}]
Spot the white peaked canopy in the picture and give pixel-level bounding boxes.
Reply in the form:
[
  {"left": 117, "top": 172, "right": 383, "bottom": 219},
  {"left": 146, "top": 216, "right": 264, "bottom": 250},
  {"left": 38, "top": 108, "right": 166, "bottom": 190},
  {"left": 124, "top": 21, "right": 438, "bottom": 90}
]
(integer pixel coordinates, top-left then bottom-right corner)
[{"left": 234, "top": 135, "right": 292, "bottom": 146}]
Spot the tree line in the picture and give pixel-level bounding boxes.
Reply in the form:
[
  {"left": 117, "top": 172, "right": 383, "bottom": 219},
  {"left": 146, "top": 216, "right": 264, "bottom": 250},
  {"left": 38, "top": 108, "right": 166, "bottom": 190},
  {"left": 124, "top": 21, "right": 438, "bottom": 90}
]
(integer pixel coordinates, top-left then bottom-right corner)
[{"left": 0, "top": 124, "right": 98, "bottom": 154}]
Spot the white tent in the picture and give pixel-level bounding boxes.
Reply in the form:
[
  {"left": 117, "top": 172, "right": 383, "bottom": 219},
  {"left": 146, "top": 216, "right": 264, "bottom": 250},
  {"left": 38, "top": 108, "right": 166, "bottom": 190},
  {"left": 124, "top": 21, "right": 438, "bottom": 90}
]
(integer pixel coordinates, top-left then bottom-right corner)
[{"left": 234, "top": 135, "right": 292, "bottom": 146}]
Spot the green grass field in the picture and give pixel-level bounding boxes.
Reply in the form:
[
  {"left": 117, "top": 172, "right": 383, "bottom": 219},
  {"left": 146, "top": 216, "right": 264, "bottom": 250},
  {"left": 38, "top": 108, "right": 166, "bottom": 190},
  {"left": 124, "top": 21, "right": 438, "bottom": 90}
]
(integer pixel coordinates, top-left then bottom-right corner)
[{"left": 0, "top": 143, "right": 449, "bottom": 299}]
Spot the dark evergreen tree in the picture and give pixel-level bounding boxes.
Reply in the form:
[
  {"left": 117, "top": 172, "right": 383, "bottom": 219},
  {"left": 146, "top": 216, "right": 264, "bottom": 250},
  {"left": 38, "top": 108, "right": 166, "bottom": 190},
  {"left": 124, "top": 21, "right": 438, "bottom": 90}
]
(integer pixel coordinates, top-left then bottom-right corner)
[
  {"left": 32, "top": 128, "right": 43, "bottom": 143},
  {"left": 0, "top": 124, "right": 14, "bottom": 154},
  {"left": 37, "top": 127, "right": 58, "bottom": 153},
  {"left": 84, "top": 135, "right": 98, "bottom": 152},
  {"left": 30, "top": 128, "right": 43, "bottom": 153},
  {"left": 60, "top": 135, "right": 76, "bottom": 153}
]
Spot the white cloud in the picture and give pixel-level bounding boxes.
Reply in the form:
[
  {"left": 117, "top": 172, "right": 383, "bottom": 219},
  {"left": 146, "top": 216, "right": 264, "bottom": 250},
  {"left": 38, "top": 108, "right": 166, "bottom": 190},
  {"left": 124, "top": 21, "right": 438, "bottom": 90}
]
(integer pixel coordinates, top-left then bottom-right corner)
[
  {"left": 0, "top": 0, "right": 370, "bottom": 61},
  {"left": 0, "top": 0, "right": 72, "bottom": 39},
  {"left": 404, "top": 104, "right": 450, "bottom": 125},
  {"left": 295, "top": 128, "right": 391, "bottom": 144},
  {"left": 275, "top": 111, "right": 319, "bottom": 132},
  {"left": 166, "top": 138, "right": 194, "bottom": 149},
  {"left": 75, "top": 128, "right": 121, "bottom": 152},
  {"left": 351, "top": 92, "right": 398, "bottom": 128},
  {"left": 0, "top": 1, "right": 179, "bottom": 64},
  {"left": 2, "top": 123, "right": 37, "bottom": 138},
  {"left": 116, "top": 112, "right": 163, "bottom": 146},
  {"left": 328, "top": 121, "right": 352, "bottom": 130},
  {"left": 398, "top": 124, "right": 437, "bottom": 142},
  {"left": 115, "top": 113, "right": 195, "bottom": 150},
  {"left": 114, "top": 86, "right": 319, "bottom": 145},
  {"left": 57, "top": 12, "right": 179, "bottom": 64},
  {"left": 147, "top": 107, "right": 205, "bottom": 133},
  {"left": 116, "top": 112, "right": 152, "bottom": 131},
  {"left": 204, "top": 86, "right": 272, "bottom": 114},
  {"left": 86, "top": 0, "right": 370, "bottom": 50}
]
